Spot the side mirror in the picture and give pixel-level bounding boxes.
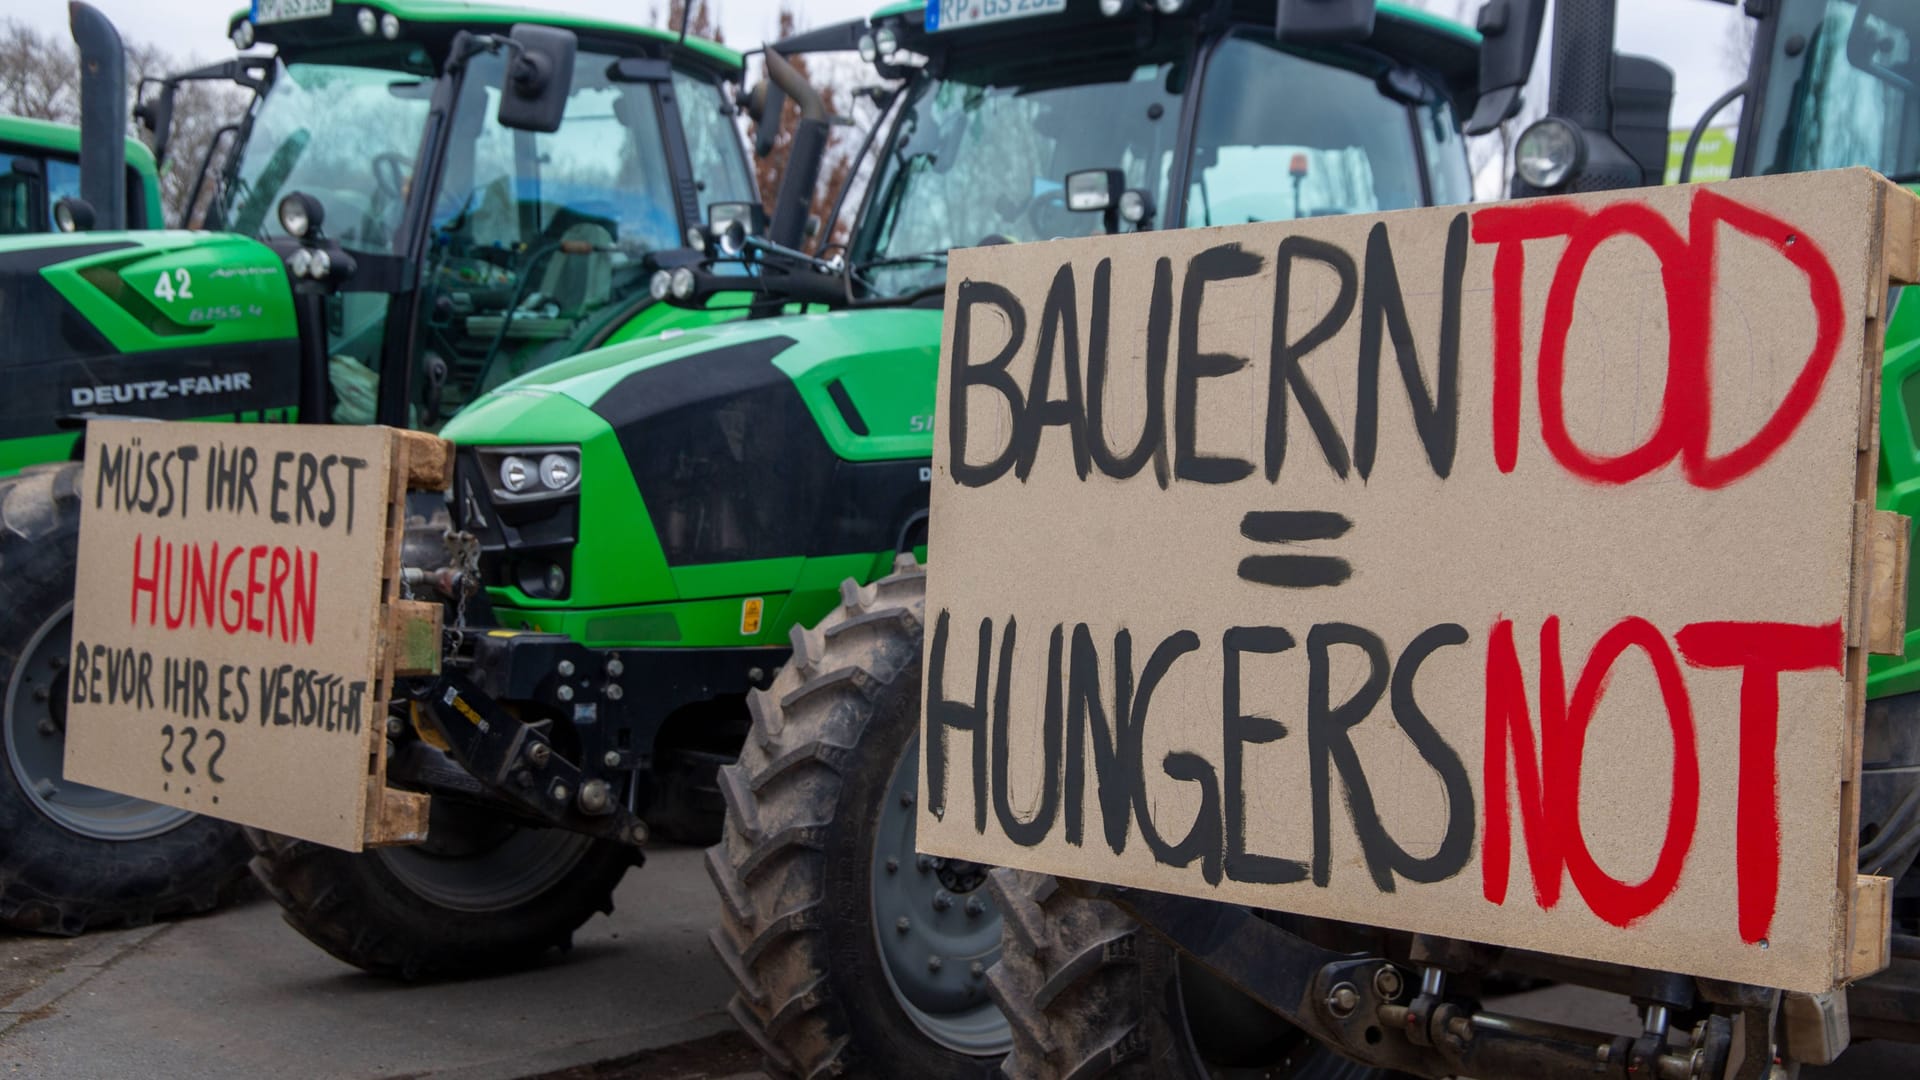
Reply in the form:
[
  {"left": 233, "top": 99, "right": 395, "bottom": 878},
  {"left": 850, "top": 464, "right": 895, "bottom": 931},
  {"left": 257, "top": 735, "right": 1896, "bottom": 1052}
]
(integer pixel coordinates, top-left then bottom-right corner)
[
  {"left": 497, "top": 23, "right": 577, "bottom": 134},
  {"left": 1276, "top": 0, "right": 1376, "bottom": 44},
  {"left": 1064, "top": 169, "right": 1121, "bottom": 213},
  {"left": 54, "top": 196, "right": 96, "bottom": 233},
  {"left": 1465, "top": 0, "right": 1549, "bottom": 135}
]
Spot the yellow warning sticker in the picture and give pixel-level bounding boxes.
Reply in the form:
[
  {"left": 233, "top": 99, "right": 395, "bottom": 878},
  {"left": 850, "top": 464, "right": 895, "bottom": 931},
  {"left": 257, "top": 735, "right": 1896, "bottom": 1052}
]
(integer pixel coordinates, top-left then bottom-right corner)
[{"left": 740, "top": 597, "right": 764, "bottom": 636}]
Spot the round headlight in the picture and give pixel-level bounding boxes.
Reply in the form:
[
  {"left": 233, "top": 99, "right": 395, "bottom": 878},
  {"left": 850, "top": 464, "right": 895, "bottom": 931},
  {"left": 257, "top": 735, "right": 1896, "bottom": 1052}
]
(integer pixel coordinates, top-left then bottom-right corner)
[
  {"left": 539, "top": 453, "right": 576, "bottom": 489},
  {"left": 357, "top": 7, "right": 378, "bottom": 34},
  {"left": 1118, "top": 189, "right": 1150, "bottom": 224},
  {"left": 380, "top": 13, "right": 400, "bottom": 39},
  {"left": 1515, "top": 117, "right": 1585, "bottom": 190},
  {"left": 544, "top": 563, "right": 567, "bottom": 596},
  {"left": 52, "top": 198, "right": 92, "bottom": 233},
  {"left": 231, "top": 21, "right": 256, "bottom": 49},
  {"left": 310, "top": 248, "right": 332, "bottom": 279},
  {"left": 856, "top": 33, "right": 877, "bottom": 63},
  {"left": 1098, "top": 0, "right": 1129, "bottom": 14},
  {"left": 278, "top": 192, "right": 322, "bottom": 239},
  {"left": 874, "top": 26, "right": 898, "bottom": 57},
  {"left": 500, "top": 456, "right": 533, "bottom": 493},
  {"left": 687, "top": 227, "right": 707, "bottom": 253},
  {"left": 669, "top": 266, "right": 696, "bottom": 300},
  {"left": 289, "top": 248, "right": 314, "bottom": 278},
  {"left": 649, "top": 268, "right": 673, "bottom": 300},
  {"left": 717, "top": 219, "right": 748, "bottom": 258},
  {"left": 1154, "top": 0, "right": 1186, "bottom": 12}
]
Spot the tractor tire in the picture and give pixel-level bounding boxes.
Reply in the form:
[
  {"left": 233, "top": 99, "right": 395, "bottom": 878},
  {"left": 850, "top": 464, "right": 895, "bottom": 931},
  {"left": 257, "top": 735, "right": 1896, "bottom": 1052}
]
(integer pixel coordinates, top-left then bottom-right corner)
[
  {"left": 0, "top": 463, "right": 252, "bottom": 934},
  {"left": 247, "top": 801, "right": 634, "bottom": 980},
  {"left": 707, "top": 557, "right": 1008, "bottom": 1078},
  {"left": 986, "top": 868, "right": 1383, "bottom": 1080}
]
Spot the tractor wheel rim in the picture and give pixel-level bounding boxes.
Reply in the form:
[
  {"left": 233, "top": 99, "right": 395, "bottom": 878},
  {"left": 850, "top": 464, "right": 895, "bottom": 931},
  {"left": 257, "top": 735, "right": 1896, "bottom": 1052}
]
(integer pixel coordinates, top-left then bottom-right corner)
[
  {"left": 374, "top": 806, "right": 594, "bottom": 913},
  {"left": 4, "top": 602, "right": 197, "bottom": 841},
  {"left": 868, "top": 731, "right": 1012, "bottom": 1057}
]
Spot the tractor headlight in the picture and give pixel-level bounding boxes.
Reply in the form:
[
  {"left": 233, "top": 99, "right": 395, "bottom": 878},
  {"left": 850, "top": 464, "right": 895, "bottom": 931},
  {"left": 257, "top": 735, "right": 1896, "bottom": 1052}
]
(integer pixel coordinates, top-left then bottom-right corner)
[
  {"left": 288, "top": 247, "right": 314, "bottom": 277},
  {"left": 538, "top": 452, "right": 577, "bottom": 491},
  {"left": 874, "top": 26, "right": 898, "bottom": 58},
  {"left": 278, "top": 191, "right": 322, "bottom": 239},
  {"left": 1118, "top": 188, "right": 1154, "bottom": 225},
  {"left": 309, "top": 248, "right": 331, "bottom": 279},
  {"left": 52, "top": 197, "right": 94, "bottom": 233},
  {"left": 231, "top": 21, "right": 255, "bottom": 49},
  {"left": 483, "top": 446, "right": 581, "bottom": 501},
  {"left": 380, "top": 13, "right": 400, "bottom": 39},
  {"left": 1098, "top": 0, "right": 1132, "bottom": 14},
  {"left": 669, "top": 266, "right": 696, "bottom": 300},
  {"left": 1153, "top": 0, "right": 1188, "bottom": 12},
  {"left": 687, "top": 226, "right": 707, "bottom": 253},
  {"left": 357, "top": 7, "right": 378, "bottom": 34},
  {"left": 649, "top": 269, "right": 673, "bottom": 300},
  {"left": 1515, "top": 117, "right": 1585, "bottom": 190},
  {"left": 500, "top": 455, "right": 533, "bottom": 494},
  {"left": 857, "top": 32, "right": 877, "bottom": 62}
]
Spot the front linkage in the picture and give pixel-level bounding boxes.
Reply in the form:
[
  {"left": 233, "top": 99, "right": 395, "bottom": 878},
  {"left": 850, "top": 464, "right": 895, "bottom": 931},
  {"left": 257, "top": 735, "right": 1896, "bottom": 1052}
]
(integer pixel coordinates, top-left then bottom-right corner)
[
  {"left": 1094, "top": 883, "right": 1761, "bottom": 1080},
  {"left": 393, "top": 622, "right": 786, "bottom": 851}
]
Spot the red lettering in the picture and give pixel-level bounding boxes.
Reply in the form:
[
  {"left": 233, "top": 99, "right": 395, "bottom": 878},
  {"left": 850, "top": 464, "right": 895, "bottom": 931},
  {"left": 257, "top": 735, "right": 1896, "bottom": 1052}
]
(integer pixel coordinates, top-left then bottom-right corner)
[
  {"left": 161, "top": 539, "right": 186, "bottom": 630},
  {"left": 1482, "top": 616, "right": 1567, "bottom": 907},
  {"left": 129, "top": 534, "right": 160, "bottom": 626},
  {"left": 1470, "top": 191, "right": 1843, "bottom": 488},
  {"left": 292, "top": 550, "right": 318, "bottom": 645},
  {"left": 1675, "top": 620, "right": 1843, "bottom": 944},
  {"left": 267, "top": 547, "right": 291, "bottom": 643},
  {"left": 1558, "top": 617, "right": 1699, "bottom": 928},
  {"left": 220, "top": 545, "right": 246, "bottom": 634},
  {"left": 190, "top": 542, "right": 218, "bottom": 631},
  {"left": 245, "top": 544, "right": 268, "bottom": 633}
]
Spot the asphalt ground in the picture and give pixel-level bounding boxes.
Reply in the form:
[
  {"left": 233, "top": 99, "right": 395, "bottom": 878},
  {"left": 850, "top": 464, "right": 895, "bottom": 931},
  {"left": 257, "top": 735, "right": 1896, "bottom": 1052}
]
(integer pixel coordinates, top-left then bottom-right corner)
[{"left": 0, "top": 840, "right": 1915, "bottom": 1079}]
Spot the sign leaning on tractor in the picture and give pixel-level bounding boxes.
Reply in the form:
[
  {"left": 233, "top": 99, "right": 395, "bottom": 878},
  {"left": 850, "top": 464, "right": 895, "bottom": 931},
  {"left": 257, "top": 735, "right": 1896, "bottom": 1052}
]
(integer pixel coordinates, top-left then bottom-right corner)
[{"left": 921, "top": 168, "right": 1919, "bottom": 994}]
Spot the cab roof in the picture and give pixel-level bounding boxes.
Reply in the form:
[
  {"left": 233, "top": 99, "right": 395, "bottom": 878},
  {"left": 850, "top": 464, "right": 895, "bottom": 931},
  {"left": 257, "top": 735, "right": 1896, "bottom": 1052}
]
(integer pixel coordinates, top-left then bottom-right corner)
[
  {"left": 859, "top": 0, "right": 1479, "bottom": 113},
  {"left": 229, "top": 0, "right": 741, "bottom": 74}
]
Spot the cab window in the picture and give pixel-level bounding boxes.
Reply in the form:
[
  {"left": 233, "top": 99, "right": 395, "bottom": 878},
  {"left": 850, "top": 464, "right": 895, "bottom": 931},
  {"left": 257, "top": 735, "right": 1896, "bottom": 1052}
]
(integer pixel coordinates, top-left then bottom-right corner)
[
  {"left": 672, "top": 69, "right": 756, "bottom": 220},
  {"left": 1185, "top": 32, "right": 1433, "bottom": 225}
]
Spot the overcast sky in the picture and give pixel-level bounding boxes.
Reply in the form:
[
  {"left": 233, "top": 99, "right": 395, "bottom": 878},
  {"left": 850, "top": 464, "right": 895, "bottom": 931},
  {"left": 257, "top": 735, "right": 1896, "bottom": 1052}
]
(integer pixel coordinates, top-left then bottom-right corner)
[{"left": 31, "top": 0, "right": 1752, "bottom": 130}]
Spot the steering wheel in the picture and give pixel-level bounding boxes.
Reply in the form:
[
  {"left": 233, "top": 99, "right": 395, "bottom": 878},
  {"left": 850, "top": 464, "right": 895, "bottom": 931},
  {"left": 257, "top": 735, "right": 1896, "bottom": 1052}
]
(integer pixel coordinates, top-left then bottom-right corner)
[
  {"left": 372, "top": 152, "right": 411, "bottom": 202},
  {"left": 993, "top": 187, "right": 1072, "bottom": 243}
]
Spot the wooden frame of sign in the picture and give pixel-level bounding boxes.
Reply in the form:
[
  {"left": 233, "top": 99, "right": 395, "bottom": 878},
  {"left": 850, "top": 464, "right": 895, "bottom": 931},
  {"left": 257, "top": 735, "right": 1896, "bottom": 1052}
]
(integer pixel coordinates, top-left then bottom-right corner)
[
  {"left": 920, "top": 169, "right": 1918, "bottom": 993},
  {"left": 63, "top": 421, "right": 451, "bottom": 852}
]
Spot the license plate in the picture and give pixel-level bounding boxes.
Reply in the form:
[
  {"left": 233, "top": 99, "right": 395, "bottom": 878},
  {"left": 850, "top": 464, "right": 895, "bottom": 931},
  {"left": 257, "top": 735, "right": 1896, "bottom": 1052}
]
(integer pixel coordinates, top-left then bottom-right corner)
[
  {"left": 251, "top": 0, "right": 332, "bottom": 26},
  {"left": 925, "top": 0, "right": 1066, "bottom": 33}
]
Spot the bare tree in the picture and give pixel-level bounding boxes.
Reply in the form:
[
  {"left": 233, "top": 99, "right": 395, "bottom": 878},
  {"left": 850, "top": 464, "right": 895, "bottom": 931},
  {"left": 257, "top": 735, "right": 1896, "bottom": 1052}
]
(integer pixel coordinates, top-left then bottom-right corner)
[{"left": 0, "top": 18, "right": 248, "bottom": 225}]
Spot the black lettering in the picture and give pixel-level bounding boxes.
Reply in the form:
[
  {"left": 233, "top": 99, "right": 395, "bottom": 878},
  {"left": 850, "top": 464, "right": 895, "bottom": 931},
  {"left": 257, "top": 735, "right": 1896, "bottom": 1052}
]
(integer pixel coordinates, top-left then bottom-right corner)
[
  {"left": 338, "top": 456, "right": 366, "bottom": 533},
  {"left": 991, "top": 622, "right": 1061, "bottom": 845},
  {"left": 925, "top": 610, "right": 991, "bottom": 832},
  {"left": 1062, "top": 624, "right": 1132, "bottom": 853},
  {"left": 1086, "top": 257, "right": 1171, "bottom": 487},
  {"left": 1354, "top": 217, "right": 1464, "bottom": 479},
  {"left": 316, "top": 454, "right": 338, "bottom": 527},
  {"left": 269, "top": 450, "right": 293, "bottom": 524},
  {"left": 1014, "top": 265, "right": 1090, "bottom": 481},
  {"left": 1175, "top": 244, "right": 1261, "bottom": 484},
  {"left": 295, "top": 453, "right": 319, "bottom": 525},
  {"left": 948, "top": 280, "right": 1028, "bottom": 487},
  {"left": 1306, "top": 623, "right": 1391, "bottom": 889},
  {"left": 1381, "top": 623, "right": 1475, "bottom": 883},
  {"left": 1222, "top": 627, "right": 1308, "bottom": 884},
  {"left": 1129, "top": 630, "right": 1221, "bottom": 884},
  {"left": 1267, "top": 236, "right": 1358, "bottom": 480}
]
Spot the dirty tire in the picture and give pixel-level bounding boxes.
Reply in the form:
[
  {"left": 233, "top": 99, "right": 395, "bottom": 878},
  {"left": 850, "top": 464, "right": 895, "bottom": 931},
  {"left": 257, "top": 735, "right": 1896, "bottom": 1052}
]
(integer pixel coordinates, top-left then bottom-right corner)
[
  {"left": 0, "top": 463, "right": 252, "bottom": 935},
  {"left": 247, "top": 813, "right": 633, "bottom": 980},
  {"left": 986, "top": 869, "right": 1381, "bottom": 1080},
  {"left": 708, "top": 557, "right": 1000, "bottom": 1079}
]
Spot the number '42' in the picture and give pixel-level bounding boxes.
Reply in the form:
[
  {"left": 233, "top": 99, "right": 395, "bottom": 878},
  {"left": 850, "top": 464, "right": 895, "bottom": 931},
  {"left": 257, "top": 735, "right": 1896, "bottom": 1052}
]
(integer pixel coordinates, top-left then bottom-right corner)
[{"left": 152, "top": 268, "right": 193, "bottom": 302}]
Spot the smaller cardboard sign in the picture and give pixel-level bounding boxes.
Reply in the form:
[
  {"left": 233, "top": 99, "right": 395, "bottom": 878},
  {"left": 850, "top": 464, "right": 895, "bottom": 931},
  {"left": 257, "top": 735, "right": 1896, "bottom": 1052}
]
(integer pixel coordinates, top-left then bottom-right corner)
[{"left": 63, "top": 420, "right": 407, "bottom": 851}]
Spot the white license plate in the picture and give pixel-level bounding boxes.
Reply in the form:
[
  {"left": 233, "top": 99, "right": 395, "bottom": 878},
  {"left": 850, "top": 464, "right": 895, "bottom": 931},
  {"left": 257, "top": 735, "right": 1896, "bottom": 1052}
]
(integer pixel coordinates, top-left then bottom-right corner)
[
  {"left": 252, "top": 0, "right": 332, "bottom": 26},
  {"left": 924, "top": 0, "right": 1066, "bottom": 33}
]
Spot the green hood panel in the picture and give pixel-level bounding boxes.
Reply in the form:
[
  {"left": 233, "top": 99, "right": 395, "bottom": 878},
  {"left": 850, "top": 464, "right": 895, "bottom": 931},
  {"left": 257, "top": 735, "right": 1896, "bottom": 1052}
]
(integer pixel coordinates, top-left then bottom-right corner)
[{"left": 21, "top": 230, "right": 297, "bottom": 351}]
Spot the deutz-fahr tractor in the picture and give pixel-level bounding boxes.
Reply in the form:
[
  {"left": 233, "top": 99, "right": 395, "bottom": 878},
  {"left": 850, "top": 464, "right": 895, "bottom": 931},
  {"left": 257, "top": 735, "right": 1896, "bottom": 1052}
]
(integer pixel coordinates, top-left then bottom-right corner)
[
  {"left": 0, "top": 115, "right": 163, "bottom": 235},
  {"left": 0, "top": 0, "right": 762, "bottom": 934},
  {"left": 201, "top": 0, "right": 1480, "bottom": 1074},
  {"left": 946, "top": 1, "right": 1920, "bottom": 1079}
]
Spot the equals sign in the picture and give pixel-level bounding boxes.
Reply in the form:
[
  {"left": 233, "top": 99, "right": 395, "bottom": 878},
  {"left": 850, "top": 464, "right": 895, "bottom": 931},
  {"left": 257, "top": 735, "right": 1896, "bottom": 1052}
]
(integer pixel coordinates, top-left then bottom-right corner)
[{"left": 1237, "top": 510, "right": 1353, "bottom": 589}]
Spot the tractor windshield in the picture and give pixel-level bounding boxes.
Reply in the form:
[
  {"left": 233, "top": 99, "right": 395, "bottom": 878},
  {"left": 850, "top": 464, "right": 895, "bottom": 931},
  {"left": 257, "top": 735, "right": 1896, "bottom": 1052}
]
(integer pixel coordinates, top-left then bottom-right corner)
[
  {"left": 850, "top": 46, "right": 1187, "bottom": 298},
  {"left": 1750, "top": 0, "right": 1920, "bottom": 181},
  {"left": 848, "top": 27, "right": 1469, "bottom": 299},
  {"left": 217, "top": 60, "right": 432, "bottom": 253}
]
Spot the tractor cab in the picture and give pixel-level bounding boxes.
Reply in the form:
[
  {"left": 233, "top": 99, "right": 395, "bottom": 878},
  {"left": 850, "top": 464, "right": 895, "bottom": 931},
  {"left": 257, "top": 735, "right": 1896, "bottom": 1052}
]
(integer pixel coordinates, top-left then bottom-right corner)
[
  {"left": 664, "top": 0, "right": 1478, "bottom": 313},
  {"left": 144, "top": 0, "right": 757, "bottom": 428}
]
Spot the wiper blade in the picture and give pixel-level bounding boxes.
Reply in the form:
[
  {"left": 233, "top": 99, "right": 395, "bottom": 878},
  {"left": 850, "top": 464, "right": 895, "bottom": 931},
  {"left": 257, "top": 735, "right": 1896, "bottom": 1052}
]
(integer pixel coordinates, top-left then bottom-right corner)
[{"left": 859, "top": 250, "right": 950, "bottom": 268}]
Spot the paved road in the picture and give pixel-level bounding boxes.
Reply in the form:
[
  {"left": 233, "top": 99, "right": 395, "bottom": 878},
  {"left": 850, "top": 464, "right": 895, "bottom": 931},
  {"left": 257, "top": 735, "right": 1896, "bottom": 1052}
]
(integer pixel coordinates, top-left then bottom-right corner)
[
  {"left": 0, "top": 843, "right": 741, "bottom": 1080},
  {"left": 1, "top": 842, "right": 1916, "bottom": 1079}
]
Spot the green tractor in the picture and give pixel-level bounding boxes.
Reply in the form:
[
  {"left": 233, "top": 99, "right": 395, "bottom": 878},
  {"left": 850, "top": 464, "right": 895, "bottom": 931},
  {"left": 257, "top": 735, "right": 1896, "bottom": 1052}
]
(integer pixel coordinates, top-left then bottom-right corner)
[
  {"left": 0, "top": 115, "right": 163, "bottom": 235},
  {"left": 184, "top": 0, "right": 1481, "bottom": 1072},
  {"left": 0, "top": 0, "right": 762, "bottom": 934}
]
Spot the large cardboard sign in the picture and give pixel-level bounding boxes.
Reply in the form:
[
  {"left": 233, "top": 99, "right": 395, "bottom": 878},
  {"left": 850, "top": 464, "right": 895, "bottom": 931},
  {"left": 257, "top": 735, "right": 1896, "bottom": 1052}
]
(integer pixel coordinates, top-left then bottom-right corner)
[
  {"left": 64, "top": 420, "right": 429, "bottom": 851},
  {"left": 920, "top": 169, "right": 1920, "bottom": 992}
]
